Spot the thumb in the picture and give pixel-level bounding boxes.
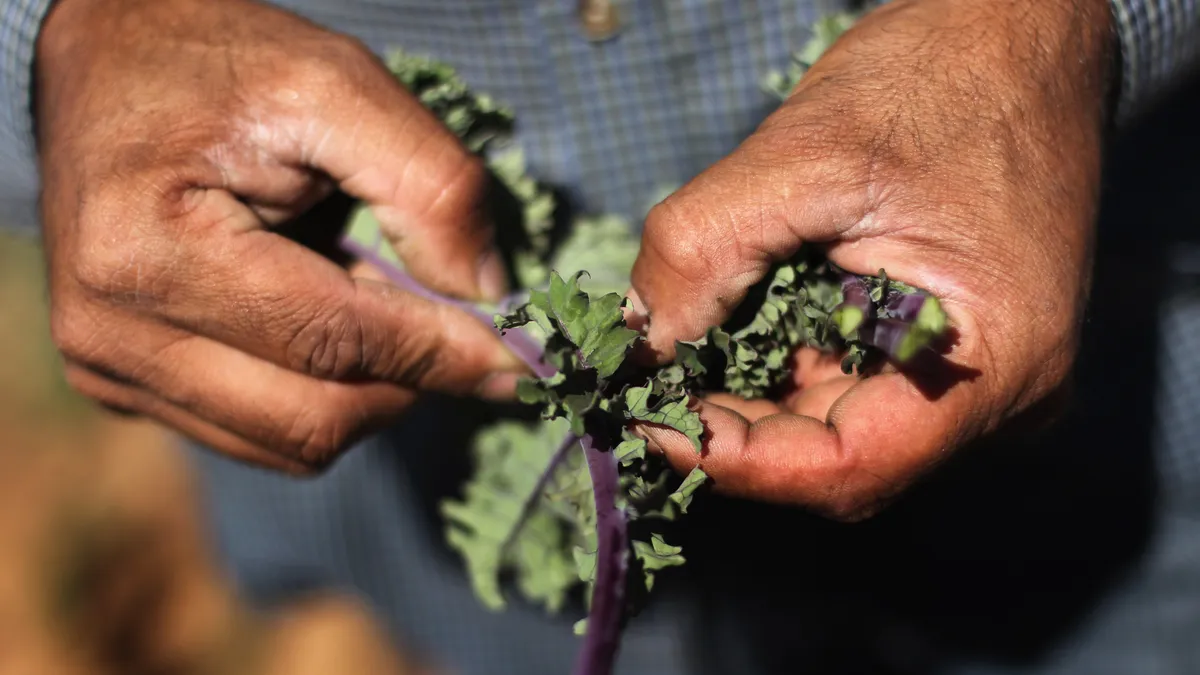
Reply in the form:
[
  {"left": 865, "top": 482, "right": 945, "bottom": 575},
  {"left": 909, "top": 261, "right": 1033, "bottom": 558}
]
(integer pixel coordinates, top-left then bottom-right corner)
[
  {"left": 269, "top": 41, "right": 506, "bottom": 303},
  {"left": 629, "top": 142, "right": 865, "bottom": 358}
]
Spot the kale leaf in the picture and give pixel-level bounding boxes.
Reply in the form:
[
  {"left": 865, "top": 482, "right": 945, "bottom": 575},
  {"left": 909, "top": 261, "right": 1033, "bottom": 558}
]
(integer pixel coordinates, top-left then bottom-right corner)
[{"left": 339, "top": 14, "right": 950, "bottom": 674}]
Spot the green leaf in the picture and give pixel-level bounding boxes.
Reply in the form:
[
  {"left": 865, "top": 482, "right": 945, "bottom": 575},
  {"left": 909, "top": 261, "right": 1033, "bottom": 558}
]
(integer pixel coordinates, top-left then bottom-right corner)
[
  {"left": 632, "top": 534, "right": 687, "bottom": 592},
  {"left": 573, "top": 544, "right": 597, "bottom": 584},
  {"left": 623, "top": 472, "right": 669, "bottom": 505},
  {"left": 563, "top": 392, "right": 600, "bottom": 436},
  {"left": 440, "top": 419, "right": 580, "bottom": 614},
  {"left": 613, "top": 436, "right": 647, "bottom": 467},
  {"left": 667, "top": 467, "right": 709, "bottom": 514},
  {"left": 530, "top": 272, "right": 640, "bottom": 379},
  {"left": 915, "top": 295, "right": 948, "bottom": 335},
  {"left": 623, "top": 386, "right": 704, "bottom": 454},
  {"left": 515, "top": 377, "right": 549, "bottom": 405},
  {"left": 673, "top": 341, "right": 709, "bottom": 379},
  {"left": 841, "top": 343, "right": 867, "bottom": 375},
  {"left": 796, "top": 12, "right": 857, "bottom": 68},
  {"left": 761, "top": 11, "right": 858, "bottom": 98},
  {"left": 633, "top": 534, "right": 685, "bottom": 568},
  {"left": 548, "top": 214, "right": 641, "bottom": 295}
]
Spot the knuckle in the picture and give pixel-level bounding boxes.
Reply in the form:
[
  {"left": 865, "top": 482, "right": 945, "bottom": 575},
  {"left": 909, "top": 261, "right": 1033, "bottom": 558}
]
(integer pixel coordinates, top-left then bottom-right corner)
[
  {"left": 386, "top": 324, "right": 440, "bottom": 386},
  {"left": 430, "top": 152, "right": 488, "bottom": 220},
  {"left": 276, "top": 405, "right": 356, "bottom": 470},
  {"left": 400, "top": 141, "right": 488, "bottom": 235},
  {"left": 72, "top": 183, "right": 176, "bottom": 304},
  {"left": 284, "top": 303, "right": 365, "bottom": 380},
  {"left": 72, "top": 198, "right": 135, "bottom": 296},
  {"left": 642, "top": 197, "right": 726, "bottom": 283},
  {"left": 279, "top": 286, "right": 441, "bottom": 388},
  {"left": 805, "top": 445, "right": 887, "bottom": 523},
  {"left": 50, "top": 302, "right": 107, "bottom": 365},
  {"left": 279, "top": 35, "right": 376, "bottom": 102},
  {"left": 643, "top": 196, "right": 680, "bottom": 240},
  {"left": 72, "top": 247, "right": 137, "bottom": 301},
  {"left": 756, "top": 105, "right": 869, "bottom": 170},
  {"left": 321, "top": 33, "right": 377, "bottom": 69}
]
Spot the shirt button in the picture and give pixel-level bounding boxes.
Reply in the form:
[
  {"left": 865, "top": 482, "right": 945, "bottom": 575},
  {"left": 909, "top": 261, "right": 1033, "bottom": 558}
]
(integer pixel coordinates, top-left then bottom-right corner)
[{"left": 580, "top": 0, "right": 622, "bottom": 42}]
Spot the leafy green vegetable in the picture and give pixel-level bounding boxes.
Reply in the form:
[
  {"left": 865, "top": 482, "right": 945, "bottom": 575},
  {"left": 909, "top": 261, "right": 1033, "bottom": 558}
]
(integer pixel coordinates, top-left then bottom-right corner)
[
  {"left": 340, "top": 15, "right": 950, "bottom": 673},
  {"left": 761, "top": 10, "right": 858, "bottom": 99},
  {"left": 504, "top": 271, "right": 639, "bottom": 380},
  {"left": 441, "top": 419, "right": 580, "bottom": 613},
  {"left": 385, "top": 51, "right": 513, "bottom": 153}
]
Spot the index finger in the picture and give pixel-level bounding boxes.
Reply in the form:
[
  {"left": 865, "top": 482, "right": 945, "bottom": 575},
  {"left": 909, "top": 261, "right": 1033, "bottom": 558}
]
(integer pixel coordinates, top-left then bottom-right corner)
[
  {"left": 629, "top": 135, "right": 866, "bottom": 360},
  {"left": 86, "top": 188, "right": 524, "bottom": 396},
  {"left": 259, "top": 37, "right": 507, "bottom": 302}
]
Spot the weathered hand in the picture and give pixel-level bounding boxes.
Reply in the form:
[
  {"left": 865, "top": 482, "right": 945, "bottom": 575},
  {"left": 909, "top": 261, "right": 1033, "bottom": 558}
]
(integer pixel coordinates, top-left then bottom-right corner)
[
  {"left": 36, "top": 0, "right": 523, "bottom": 472},
  {"left": 630, "top": 0, "right": 1116, "bottom": 519}
]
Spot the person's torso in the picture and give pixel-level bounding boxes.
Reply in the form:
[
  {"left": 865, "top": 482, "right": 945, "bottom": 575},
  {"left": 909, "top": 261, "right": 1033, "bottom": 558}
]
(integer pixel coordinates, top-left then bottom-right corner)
[
  {"left": 199, "top": 4, "right": 1200, "bottom": 674},
  {"left": 276, "top": 0, "right": 855, "bottom": 222}
]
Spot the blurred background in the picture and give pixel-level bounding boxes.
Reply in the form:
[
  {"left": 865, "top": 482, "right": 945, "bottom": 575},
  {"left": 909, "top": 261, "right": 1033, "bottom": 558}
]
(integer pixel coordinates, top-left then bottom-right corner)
[{"left": 0, "top": 232, "right": 429, "bottom": 674}]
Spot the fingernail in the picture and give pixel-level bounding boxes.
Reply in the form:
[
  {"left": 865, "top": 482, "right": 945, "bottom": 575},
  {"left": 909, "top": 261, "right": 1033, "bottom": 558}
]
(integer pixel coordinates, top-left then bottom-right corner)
[
  {"left": 475, "top": 371, "right": 522, "bottom": 402},
  {"left": 623, "top": 289, "right": 664, "bottom": 370},
  {"left": 477, "top": 248, "right": 509, "bottom": 303}
]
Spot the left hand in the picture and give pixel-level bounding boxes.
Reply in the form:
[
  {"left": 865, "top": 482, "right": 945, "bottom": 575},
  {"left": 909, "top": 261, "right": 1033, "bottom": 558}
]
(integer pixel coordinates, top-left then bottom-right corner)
[
  {"left": 628, "top": 0, "right": 1116, "bottom": 520},
  {"left": 35, "top": 0, "right": 523, "bottom": 473}
]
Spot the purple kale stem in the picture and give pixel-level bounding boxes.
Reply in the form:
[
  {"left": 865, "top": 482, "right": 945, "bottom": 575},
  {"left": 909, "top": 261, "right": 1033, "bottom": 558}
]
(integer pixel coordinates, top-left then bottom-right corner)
[
  {"left": 840, "top": 273, "right": 873, "bottom": 314},
  {"left": 343, "top": 235, "right": 629, "bottom": 673},
  {"left": 884, "top": 291, "right": 929, "bottom": 322},
  {"left": 500, "top": 433, "right": 580, "bottom": 555},
  {"left": 341, "top": 237, "right": 555, "bottom": 378},
  {"left": 829, "top": 273, "right": 874, "bottom": 337},
  {"left": 574, "top": 434, "right": 628, "bottom": 675},
  {"left": 867, "top": 318, "right": 905, "bottom": 354},
  {"left": 867, "top": 317, "right": 922, "bottom": 362}
]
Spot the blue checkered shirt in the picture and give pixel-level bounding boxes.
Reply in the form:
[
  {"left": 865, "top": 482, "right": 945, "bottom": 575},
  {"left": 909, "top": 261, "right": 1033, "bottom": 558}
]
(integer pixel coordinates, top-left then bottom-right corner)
[{"left": 3, "top": 1, "right": 1200, "bottom": 674}]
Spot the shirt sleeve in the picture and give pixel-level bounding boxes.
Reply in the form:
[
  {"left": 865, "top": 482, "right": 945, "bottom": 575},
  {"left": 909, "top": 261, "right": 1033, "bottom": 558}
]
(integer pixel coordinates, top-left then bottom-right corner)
[
  {"left": 1110, "top": 0, "right": 1200, "bottom": 122},
  {"left": 0, "top": 0, "right": 53, "bottom": 234}
]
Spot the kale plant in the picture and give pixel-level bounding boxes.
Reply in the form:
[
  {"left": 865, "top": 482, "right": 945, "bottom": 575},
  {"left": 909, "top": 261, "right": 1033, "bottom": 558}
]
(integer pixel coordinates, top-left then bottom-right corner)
[{"left": 339, "top": 13, "right": 948, "bottom": 674}]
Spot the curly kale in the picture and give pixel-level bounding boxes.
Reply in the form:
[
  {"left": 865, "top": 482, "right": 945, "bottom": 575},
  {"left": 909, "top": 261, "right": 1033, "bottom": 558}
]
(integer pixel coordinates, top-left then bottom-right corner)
[
  {"left": 761, "top": 11, "right": 859, "bottom": 98},
  {"left": 339, "top": 14, "right": 948, "bottom": 674}
]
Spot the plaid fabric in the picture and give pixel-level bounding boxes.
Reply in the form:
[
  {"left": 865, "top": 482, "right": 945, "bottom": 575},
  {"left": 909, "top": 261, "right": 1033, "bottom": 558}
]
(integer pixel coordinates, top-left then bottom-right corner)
[
  {"left": 1111, "top": 0, "right": 1200, "bottom": 120},
  {"left": 0, "top": 0, "right": 50, "bottom": 227},
  {"left": 2, "top": 0, "right": 1199, "bottom": 228},
  {"left": 2, "top": 1, "right": 1200, "bottom": 673},
  {"left": 279, "top": 0, "right": 851, "bottom": 224}
]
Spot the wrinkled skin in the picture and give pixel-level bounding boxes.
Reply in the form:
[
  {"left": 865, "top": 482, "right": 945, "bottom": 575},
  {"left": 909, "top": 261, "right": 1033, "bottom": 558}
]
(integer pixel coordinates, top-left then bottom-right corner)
[
  {"left": 629, "top": 0, "right": 1115, "bottom": 520},
  {"left": 35, "top": 0, "right": 524, "bottom": 473},
  {"left": 36, "top": 0, "right": 1114, "bottom": 522}
]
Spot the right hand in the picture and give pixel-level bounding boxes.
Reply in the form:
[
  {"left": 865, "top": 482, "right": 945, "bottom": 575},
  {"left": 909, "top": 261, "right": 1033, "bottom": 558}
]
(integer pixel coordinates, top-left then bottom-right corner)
[{"left": 35, "top": 0, "right": 524, "bottom": 473}]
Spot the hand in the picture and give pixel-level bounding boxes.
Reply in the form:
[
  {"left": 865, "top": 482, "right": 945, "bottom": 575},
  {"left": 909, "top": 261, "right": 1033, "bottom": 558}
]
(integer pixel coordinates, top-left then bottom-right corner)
[
  {"left": 35, "top": 0, "right": 523, "bottom": 473},
  {"left": 629, "top": 0, "right": 1115, "bottom": 520}
]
